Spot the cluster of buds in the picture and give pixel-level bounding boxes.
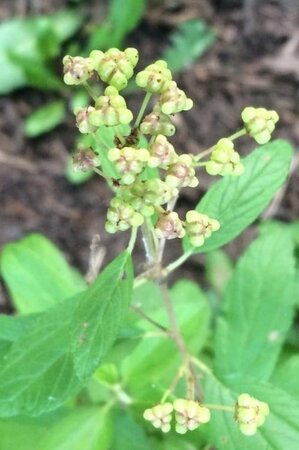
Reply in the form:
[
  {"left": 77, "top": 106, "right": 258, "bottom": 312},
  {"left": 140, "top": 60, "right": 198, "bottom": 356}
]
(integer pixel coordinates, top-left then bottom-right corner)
[
  {"left": 155, "top": 212, "right": 186, "bottom": 240},
  {"left": 140, "top": 108, "right": 176, "bottom": 136},
  {"left": 72, "top": 148, "right": 99, "bottom": 172},
  {"left": 165, "top": 154, "right": 198, "bottom": 189},
  {"left": 136, "top": 60, "right": 172, "bottom": 94},
  {"left": 206, "top": 138, "right": 244, "bottom": 177},
  {"left": 89, "top": 86, "right": 133, "bottom": 127},
  {"left": 159, "top": 81, "right": 193, "bottom": 115},
  {"left": 241, "top": 107, "right": 279, "bottom": 145},
  {"left": 63, "top": 55, "right": 94, "bottom": 85},
  {"left": 108, "top": 146, "right": 149, "bottom": 185},
  {"left": 105, "top": 198, "right": 144, "bottom": 233},
  {"left": 185, "top": 211, "right": 220, "bottom": 247},
  {"left": 90, "top": 48, "right": 138, "bottom": 90},
  {"left": 148, "top": 135, "right": 178, "bottom": 169},
  {"left": 144, "top": 400, "right": 210, "bottom": 434},
  {"left": 235, "top": 394, "right": 270, "bottom": 436}
]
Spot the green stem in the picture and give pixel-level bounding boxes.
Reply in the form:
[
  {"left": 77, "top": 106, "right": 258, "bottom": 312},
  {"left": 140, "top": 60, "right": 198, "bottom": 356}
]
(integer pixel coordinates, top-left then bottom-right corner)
[
  {"left": 127, "top": 227, "right": 138, "bottom": 254},
  {"left": 134, "top": 92, "right": 152, "bottom": 128},
  {"left": 163, "top": 250, "right": 193, "bottom": 276},
  {"left": 83, "top": 81, "right": 98, "bottom": 102},
  {"left": 194, "top": 127, "right": 247, "bottom": 162},
  {"left": 114, "top": 126, "right": 126, "bottom": 145},
  {"left": 203, "top": 404, "right": 235, "bottom": 413},
  {"left": 228, "top": 128, "right": 247, "bottom": 141}
]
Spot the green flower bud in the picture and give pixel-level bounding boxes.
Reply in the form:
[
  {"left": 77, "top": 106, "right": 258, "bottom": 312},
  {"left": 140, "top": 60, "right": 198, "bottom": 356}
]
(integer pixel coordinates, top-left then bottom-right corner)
[
  {"left": 105, "top": 197, "right": 144, "bottom": 233},
  {"left": 88, "top": 86, "right": 133, "bottom": 127},
  {"left": 72, "top": 148, "right": 98, "bottom": 172},
  {"left": 159, "top": 81, "right": 193, "bottom": 115},
  {"left": 140, "top": 109, "right": 175, "bottom": 136},
  {"left": 148, "top": 135, "right": 178, "bottom": 168},
  {"left": 108, "top": 146, "right": 149, "bottom": 185},
  {"left": 241, "top": 107, "right": 279, "bottom": 144},
  {"left": 63, "top": 55, "right": 94, "bottom": 85},
  {"left": 143, "top": 403, "right": 173, "bottom": 433},
  {"left": 235, "top": 393, "right": 270, "bottom": 436},
  {"left": 206, "top": 138, "right": 244, "bottom": 177},
  {"left": 75, "top": 106, "right": 97, "bottom": 134},
  {"left": 185, "top": 210, "right": 220, "bottom": 247},
  {"left": 136, "top": 60, "right": 172, "bottom": 94},
  {"left": 90, "top": 48, "right": 139, "bottom": 91},
  {"left": 166, "top": 154, "right": 198, "bottom": 188},
  {"left": 155, "top": 212, "right": 185, "bottom": 240},
  {"left": 173, "top": 399, "right": 211, "bottom": 434}
]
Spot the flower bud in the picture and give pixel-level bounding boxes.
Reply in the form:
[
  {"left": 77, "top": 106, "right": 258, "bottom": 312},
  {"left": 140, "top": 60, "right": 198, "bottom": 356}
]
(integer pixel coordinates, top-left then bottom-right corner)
[
  {"left": 108, "top": 146, "right": 149, "bottom": 185},
  {"left": 159, "top": 81, "right": 193, "bottom": 115},
  {"left": 73, "top": 148, "right": 98, "bottom": 172},
  {"left": 63, "top": 55, "right": 94, "bottom": 85},
  {"left": 206, "top": 138, "right": 244, "bottom": 177},
  {"left": 90, "top": 48, "right": 139, "bottom": 91},
  {"left": 88, "top": 86, "right": 133, "bottom": 127},
  {"left": 140, "top": 109, "right": 175, "bottom": 136},
  {"left": 105, "top": 197, "right": 144, "bottom": 233},
  {"left": 185, "top": 210, "right": 220, "bottom": 247},
  {"left": 143, "top": 403, "right": 173, "bottom": 433},
  {"left": 166, "top": 154, "right": 198, "bottom": 189},
  {"left": 173, "top": 399, "right": 211, "bottom": 434},
  {"left": 235, "top": 393, "right": 270, "bottom": 436},
  {"left": 148, "top": 135, "right": 178, "bottom": 168},
  {"left": 241, "top": 107, "right": 279, "bottom": 144},
  {"left": 155, "top": 212, "right": 185, "bottom": 240},
  {"left": 136, "top": 60, "right": 172, "bottom": 94},
  {"left": 75, "top": 106, "right": 97, "bottom": 134}
]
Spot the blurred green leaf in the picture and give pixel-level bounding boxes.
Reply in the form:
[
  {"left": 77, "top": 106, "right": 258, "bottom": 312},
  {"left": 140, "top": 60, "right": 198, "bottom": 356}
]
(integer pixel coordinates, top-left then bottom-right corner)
[
  {"left": 202, "top": 374, "right": 299, "bottom": 450},
  {"left": 24, "top": 100, "right": 66, "bottom": 137},
  {"left": 0, "top": 252, "right": 132, "bottom": 416},
  {"left": 271, "top": 355, "right": 299, "bottom": 397},
  {"left": 87, "top": 0, "right": 146, "bottom": 51},
  {"left": 0, "top": 10, "right": 83, "bottom": 94},
  {"left": 215, "top": 229, "right": 296, "bottom": 383},
  {"left": 111, "top": 410, "right": 153, "bottom": 450},
  {"left": 0, "top": 416, "right": 46, "bottom": 450},
  {"left": 183, "top": 140, "right": 293, "bottom": 253},
  {"left": 205, "top": 249, "right": 233, "bottom": 296},
  {"left": 1, "top": 233, "right": 86, "bottom": 314},
  {"left": 163, "top": 20, "right": 216, "bottom": 73}
]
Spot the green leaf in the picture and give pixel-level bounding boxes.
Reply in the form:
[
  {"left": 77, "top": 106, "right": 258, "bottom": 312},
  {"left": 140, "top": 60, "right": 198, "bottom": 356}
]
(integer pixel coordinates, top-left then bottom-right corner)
[
  {"left": 24, "top": 101, "right": 66, "bottom": 137},
  {"left": 271, "top": 355, "right": 299, "bottom": 398},
  {"left": 183, "top": 139, "right": 293, "bottom": 253},
  {"left": 0, "top": 416, "right": 46, "bottom": 450},
  {"left": 111, "top": 410, "right": 153, "bottom": 450},
  {"left": 215, "top": 229, "right": 296, "bottom": 383},
  {"left": 40, "top": 406, "right": 113, "bottom": 450},
  {"left": 0, "top": 11, "right": 83, "bottom": 94},
  {"left": 0, "top": 252, "right": 133, "bottom": 416},
  {"left": 202, "top": 374, "right": 299, "bottom": 450},
  {"left": 87, "top": 0, "right": 146, "bottom": 51},
  {"left": 122, "top": 280, "right": 210, "bottom": 400},
  {"left": 163, "top": 20, "right": 216, "bottom": 73},
  {"left": 205, "top": 249, "right": 233, "bottom": 296},
  {"left": 1, "top": 233, "right": 86, "bottom": 314}
]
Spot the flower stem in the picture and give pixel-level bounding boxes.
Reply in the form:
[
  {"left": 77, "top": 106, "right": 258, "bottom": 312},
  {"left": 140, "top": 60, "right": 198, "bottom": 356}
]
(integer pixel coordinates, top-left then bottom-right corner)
[
  {"left": 203, "top": 404, "right": 235, "bottom": 413},
  {"left": 194, "top": 127, "right": 247, "bottom": 162},
  {"left": 163, "top": 250, "right": 193, "bottom": 276},
  {"left": 83, "top": 81, "right": 98, "bottom": 102},
  {"left": 127, "top": 227, "right": 138, "bottom": 254},
  {"left": 134, "top": 92, "right": 152, "bottom": 128}
]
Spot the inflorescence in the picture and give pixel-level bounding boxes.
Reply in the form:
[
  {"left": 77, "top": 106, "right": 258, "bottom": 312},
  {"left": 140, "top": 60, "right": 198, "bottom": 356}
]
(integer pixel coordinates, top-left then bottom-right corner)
[{"left": 63, "top": 47, "right": 279, "bottom": 247}]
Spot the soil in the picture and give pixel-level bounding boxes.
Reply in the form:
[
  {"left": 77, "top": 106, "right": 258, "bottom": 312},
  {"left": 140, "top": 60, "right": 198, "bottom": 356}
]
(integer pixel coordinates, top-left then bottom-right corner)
[{"left": 1, "top": 0, "right": 299, "bottom": 311}]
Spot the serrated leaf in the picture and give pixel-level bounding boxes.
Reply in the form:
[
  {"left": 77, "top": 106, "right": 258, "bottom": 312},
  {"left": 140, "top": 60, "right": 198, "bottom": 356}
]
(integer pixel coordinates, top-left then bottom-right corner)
[
  {"left": 163, "top": 20, "right": 216, "bottom": 73},
  {"left": 202, "top": 374, "right": 299, "bottom": 450},
  {"left": 24, "top": 100, "right": 66, "bottom": 137},
  {"left": 183, "top": 140, "right": 293, "bottom": 253},
  {"left": 215, "top": 229, "right": 296, "bottom": 383},
  {"left": 0, "top": 252, "right": 133, "bottom": 417},
  {"left": 1, "top": 233, "right": 86, "bottom": 314}
]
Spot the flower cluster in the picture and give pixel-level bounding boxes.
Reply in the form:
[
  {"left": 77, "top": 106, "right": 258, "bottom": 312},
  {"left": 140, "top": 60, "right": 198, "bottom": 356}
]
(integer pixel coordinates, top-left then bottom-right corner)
[
  {"left": 235, "top": 393, "right": 270, "bottom": 436},
  {"left": 64, "top": 47, "right": 279, "bottom": 246},
  {"left": 143, "top": 399, "right": 210, "bottom": 434}
]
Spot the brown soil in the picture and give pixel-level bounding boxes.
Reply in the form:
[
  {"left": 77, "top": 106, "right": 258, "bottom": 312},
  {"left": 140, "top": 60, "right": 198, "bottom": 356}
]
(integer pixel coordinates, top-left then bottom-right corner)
[{"left": 1, "top": 0, "right": 299, "bottom": 310}]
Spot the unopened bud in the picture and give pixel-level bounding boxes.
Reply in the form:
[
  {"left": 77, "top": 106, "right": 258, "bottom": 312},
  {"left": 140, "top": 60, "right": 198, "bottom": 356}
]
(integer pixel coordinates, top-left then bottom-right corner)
[
  {"left": 173, "top": 399, "right": 211, "bottom": 434},
  {"left": 89, "top": 86, "right": 133, "bottom": 127},
  {"left": 206, "top": 138, "right": 244, "bottom": 176},
  {"left": 166, "top": 154, "right": 198, "bottom": 188},
  {"left": 241, "top": 107, "right": 279, "bottom": 144},
  {"left": 159, "top": 81, "right": 193, "bottom": 115},
  {"left": 235, "top": 393, "right": 269, "bottom": 436},
  {"left": 136, "top": 60, "right": 172, "bottom": 94},
  {"left": 185, "top": 210, "right": 220, "bottom": 247},
  {"left": 148, "top": 135, "right": 178, "bottom": 168},
  {"left": 140, "top": 109, "right": 175, "bottom": 136},
  {"left": 155, "top": 212, "right": 185, "bottom": 240},
  {"left": 73, "top": 148, "right": 98, "bottom": 172},
  {"left": 63, "top": 55, "right": 94, "bottom": 85}
]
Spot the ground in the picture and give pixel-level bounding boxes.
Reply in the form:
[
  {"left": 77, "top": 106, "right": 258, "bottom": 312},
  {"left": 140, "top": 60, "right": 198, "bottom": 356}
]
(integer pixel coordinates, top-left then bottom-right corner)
[{"left": 1, "top": 0, "right": 299, "bottom": 311}]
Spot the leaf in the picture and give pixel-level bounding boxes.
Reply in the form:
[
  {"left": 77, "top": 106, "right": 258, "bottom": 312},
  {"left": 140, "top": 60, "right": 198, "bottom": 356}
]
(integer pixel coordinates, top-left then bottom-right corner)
[
  {"left": 271, "top": 355, "right": 299, "bottom": 398},
  {"left": 40, "top": 406, "right": 113, "bottom": 450},
  {"left": 0, "top": 416, "right": 46, "bottom": 450},
  {"left": 163, "top": 20, "right": 216, "bottom": 73},
  {"left": 0, "top": 10, "right": 83, "bottom": 94},
  {"left": 87, "top": 0, "right": 146, "bottom": 51},
  {"left": 202, "top": 374, "right": 299, "bottom": 450},
  {"left": 214, "top": 229, "right": 296, "bottom": 383},
  {"left": 111, "top": 410, "right": 153, "bottom": 450},
  {"left": 122, "top": 280, "right": 210, "bottom": 401},
  {"left": 24, "top": 101, "right": 66, "bottom": 137},
  {"left": 1, "top": 233, "right": 86, "bottom": 314},
  {"left": 183, "top": 139, "right": 293, "bottom": 253},
  {"left": 0, "top": 252, "right": 133, "bottom": 416},
  {"left": 205, "top": 249, "right": 233, "bottom": 296}
]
